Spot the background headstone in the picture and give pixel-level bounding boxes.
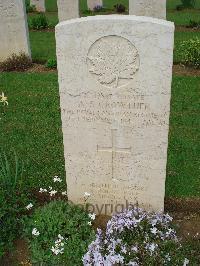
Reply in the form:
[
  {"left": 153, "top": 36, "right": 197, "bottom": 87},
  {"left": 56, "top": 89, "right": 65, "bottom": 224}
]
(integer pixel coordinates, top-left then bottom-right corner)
[
  {"left": 57, "top": 0, "right": 79, "bottom": 22},
  {"left": 56, "top": 15, "right": 174, "bottom": 215},
  {"left": 129, "top": 0, "right": 166, "bottom": 20},
  {"left": 0, "top": 0, "right": 31, "bottom": 62},
  {"left": 30, "top": 0, "right": 46, "bottom": 12},
  {"left": 87, "top": 0, "right": 103, "bottom": 10}
]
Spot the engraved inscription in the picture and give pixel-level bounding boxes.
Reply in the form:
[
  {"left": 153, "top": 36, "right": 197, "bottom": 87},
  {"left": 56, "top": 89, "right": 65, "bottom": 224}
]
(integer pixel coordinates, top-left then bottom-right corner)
[{"left": 87, "top": 35, "right": 140, "bottom": 89}]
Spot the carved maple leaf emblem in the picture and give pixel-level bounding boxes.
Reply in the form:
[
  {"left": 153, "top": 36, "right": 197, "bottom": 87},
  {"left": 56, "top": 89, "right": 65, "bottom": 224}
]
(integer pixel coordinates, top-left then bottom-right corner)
[{"left": 87, "top": 36, "right": 139, "bottom": 88}]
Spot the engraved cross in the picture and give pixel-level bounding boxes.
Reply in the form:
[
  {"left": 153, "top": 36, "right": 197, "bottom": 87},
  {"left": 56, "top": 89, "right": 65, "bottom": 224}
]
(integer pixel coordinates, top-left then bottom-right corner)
[{"left": 97, "top": 129, "right": 131, "bottom": 180}]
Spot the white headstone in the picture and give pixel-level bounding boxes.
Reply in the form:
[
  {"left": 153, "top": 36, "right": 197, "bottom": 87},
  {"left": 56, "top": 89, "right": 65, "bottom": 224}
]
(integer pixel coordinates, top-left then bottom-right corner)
[
  {"left": 0, "top": 0, "right": 31, "bottom": 62},
  {"left": 129, "top": 0, "right": 166, "bottom": 20},
  {"left": 87, "top": 0, "right": 103, "bottom": 11},
  {"left": 57, "top": 0, "right": 79, "bottom": 22},
  {"left": 56, "top": 15, "right": 174, "bottom": 215},
  {"left": 30, "top": 0, "right": 46, "bottom": 12}
]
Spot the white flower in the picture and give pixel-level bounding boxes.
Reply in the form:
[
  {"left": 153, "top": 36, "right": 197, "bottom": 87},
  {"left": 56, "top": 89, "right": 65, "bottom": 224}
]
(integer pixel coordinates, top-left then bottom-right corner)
[
  {"left": 84, "top": 192, "right": 91, "bottom": 197},
  {"left": 32, "top": 228, "right": 40, "bottom": 236},
  {"left": 146, "top": 243, "right": 157, "bottom": 253},
  {"left": 88, "top": 221, "right": 92, "bottom": 226},
  {"left": 49, "top": 190, "right": 57, "bottom": 197},
  {"left": 0, "top": 92, "right": 8, "bottom": 106},
  {"left": 53, "top": 176, "right": 62, "bottom": 183},
  {"left": 62, "top": 191, "right": 67, "bottom": 196},
  {"left": 150, "top": 227, "right": 157, "bottom": 235},
  {"left": 39, "top": 188, "right": 47, "bottom": 193},
  {"left": 165, "top": 253, "right": 171, "bottom": 262},
  {"left": 58, "top": 234, "right": 64, "bottom": 240},
  {"left": 183, "top": 258, "right": 189, "bottom": 266},
  {"left": 149, "top": 243, "right": 157, "bottom": 252},
  {"left": 55, "top": 239, "right": 62, "bottom": 245},
  {"left": 88, "top": 213, "right": 96, "bottom": 221},
  {"left": 26, "top": 203, "right": 33, "bottom": 210},
  {"left": 131, "top": 246, "right": 138, "bottom": 252},
  {"left": 51, "top": 246, "right": 60, "bottom": 255}
]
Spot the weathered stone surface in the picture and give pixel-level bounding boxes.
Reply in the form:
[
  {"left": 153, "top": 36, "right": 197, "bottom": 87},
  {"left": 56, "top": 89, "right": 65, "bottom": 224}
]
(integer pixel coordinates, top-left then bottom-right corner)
[
  {"left": 0, "top": 0, "right": 31, "bottom": 62},
  {"left": 56, "top": 15, "right": 174, "bottom": 215},
  {"left": 87, "top": 0, "right": 103, "bottom": 10},
  {"left": 30, "top": 0, "right": 45, "bottom": 12},
  {"left": 129, "top": 0, "right": 166, "bottom": 20},
  {"left": 57, "top": 0, "right": 79, "bottom": 22}
]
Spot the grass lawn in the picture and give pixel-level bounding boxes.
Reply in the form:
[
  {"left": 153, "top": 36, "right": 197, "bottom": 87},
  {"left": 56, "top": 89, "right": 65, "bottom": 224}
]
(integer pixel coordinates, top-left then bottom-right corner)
[
  {"left": 29, "top": 31, "right": 56, "bottom": 63},
  {"left": 0, "top": 73, "right": 65, "bottom": 189},
  {"left": 167, "top": 10, "right": 200, "bottom": 26},
  {"left": 0, "top": 73, "right": 199, "bottom": 197}
]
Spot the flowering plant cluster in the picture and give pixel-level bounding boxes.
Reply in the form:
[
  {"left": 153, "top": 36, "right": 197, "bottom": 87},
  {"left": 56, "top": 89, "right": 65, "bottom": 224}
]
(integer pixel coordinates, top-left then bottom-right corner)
[
  {"left": 93, "top": 5, "right": 103, "bottom": 11},
  {"left": 83, "top": 207, "right": 189, "bottom": 265},
  {"left": 23, "top": 200, "right": 95, "bottom": 265}
]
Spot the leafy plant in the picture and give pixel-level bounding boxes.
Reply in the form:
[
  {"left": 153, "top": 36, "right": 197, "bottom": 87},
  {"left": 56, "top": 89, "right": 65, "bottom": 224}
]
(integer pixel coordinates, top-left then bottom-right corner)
[
  {"left": 0, "top": 150, "right": 24, "bottom": 192},
  {"left": 29, "top": 14, "right": 50, "bottom": 30},
  {"left": 0, "top": 151, "right": 29, "bottom": 258},
  {"left": 93, "top": 5, "right": 104, "bottom": 12},
  {"left": 0, "top": 52, "right": 32, "bottom": 72},
  {"left": 181, "top": 0, "right": 196, "bottom": 8},
  {"left": 176, "top": 0, "right": 196, "bottom": 10},
  {"left": 23, "top": 200, "right": 95, "bottom": 265},
  {"left": 114, "top": 4, "right": 126, "bottom": 13},
  {"left": 25, "top": 0, "right": 36, "bottom": 13},
  {"left": 83, "top": 208, "right": 191, "bottom": 265},
  {"left": 178, "top": 38, "right": 200, "bottom": 68},
  {"left": 188, "top": 19, "right": 200, "bottom": 28},
  {"left": 45, "top": 59, "right": 57, "bottom": 69}
]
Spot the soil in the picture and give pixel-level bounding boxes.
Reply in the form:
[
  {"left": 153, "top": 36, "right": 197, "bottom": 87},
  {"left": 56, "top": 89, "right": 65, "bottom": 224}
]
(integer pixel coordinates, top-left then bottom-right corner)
[
  {"left": 176, "top": 25, "right": 200, "bottom": 32},
  {"left": 173, "top": 64, "right": 200, "bottom": 76},
  {"left": 3, "top": 63, "right": 199, "bottom": 76},
  {"left": 27, "top": 63, "right": 57, "bottom": 73}
]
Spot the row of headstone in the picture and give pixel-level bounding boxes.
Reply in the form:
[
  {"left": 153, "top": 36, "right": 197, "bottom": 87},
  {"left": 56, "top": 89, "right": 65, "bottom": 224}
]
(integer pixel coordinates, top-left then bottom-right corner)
[
  {"left": 56, "top": 13, "right": 174, "bottom": 214},
  {"left": 58, "top": 0, "right": 166, "bottom": 22}
]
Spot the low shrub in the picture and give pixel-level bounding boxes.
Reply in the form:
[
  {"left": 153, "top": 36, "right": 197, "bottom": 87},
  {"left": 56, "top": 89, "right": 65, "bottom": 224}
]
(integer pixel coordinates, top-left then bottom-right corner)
[
  {"left": 45, "top": 59, "right": 57, "bottom": 69},
  {"left": 114, "top": 4, "right": 126, "bottom": 13},
  {"left": 0, "top": 53, "right": 32, "bottom": 72},
  {"left": 25, "top": 0, "right": 36, "bottom": 13},
  {"left": 29, "top": 14, "right": 50, "bottom": 30},
  {"left": 176, "top": 0, "right": 196, "bottom": 10},
  {"left": 188, "top": 19, "right": 200, "bottom": 28},
  {"left": 178, "top": 38, "right": 200, "bottom": 68},
  {"left": 23, "top": 200, "right": 95, "bottom": 265},
  {"left": 0, "top": 151, "right": 29, "bottom": 258},
  {"left": 93, "top": 5, "right": 104, "bottom": 12},
  {"left": 83, "top": 208, "right": 190, "bottom": 265}
]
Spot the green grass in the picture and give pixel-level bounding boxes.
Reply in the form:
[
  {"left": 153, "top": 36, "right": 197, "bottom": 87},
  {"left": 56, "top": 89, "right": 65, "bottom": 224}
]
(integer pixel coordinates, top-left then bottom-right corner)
[
  {"left": 0, "top": 73, "right": 65, "bottom": 189},
  {"left": 166, "top": 76, "right": 200, "bottom": 197},
  {"left": 0, "top": 73, "right": 199, "bottom": 197},
  {"left": 167, "top": 10, "right": 200, "bottom": 26},
  {"left": 29, "top": 31, "right": 56, "bottom": 63}
]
